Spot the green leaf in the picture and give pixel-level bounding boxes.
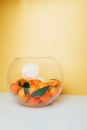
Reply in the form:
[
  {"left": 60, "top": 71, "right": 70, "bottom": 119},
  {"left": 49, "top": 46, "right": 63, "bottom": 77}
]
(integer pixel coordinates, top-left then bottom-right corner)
[
  {"left": 24, "top": 87, "right": 29, "bottom": 95},
  {"left": 23, "top": 82, "right": 30, "bottom": 95},
  {"left": 31, "top": 86, "right": 49, "bottom": 97},
  {"left": 23, "top": 82, "right": 30, "bottom": 88}
]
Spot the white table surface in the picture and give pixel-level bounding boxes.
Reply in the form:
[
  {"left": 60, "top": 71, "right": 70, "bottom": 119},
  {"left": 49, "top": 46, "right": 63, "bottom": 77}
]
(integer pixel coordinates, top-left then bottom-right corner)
[{"left": 0, "top": 93, "right": 87, "bottom": 130}]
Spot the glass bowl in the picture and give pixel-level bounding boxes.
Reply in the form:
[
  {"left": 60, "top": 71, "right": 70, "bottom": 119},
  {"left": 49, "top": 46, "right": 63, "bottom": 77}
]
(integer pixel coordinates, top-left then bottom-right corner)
[{"left": 7, "top": 57, "right": 63, "bottom": 107}]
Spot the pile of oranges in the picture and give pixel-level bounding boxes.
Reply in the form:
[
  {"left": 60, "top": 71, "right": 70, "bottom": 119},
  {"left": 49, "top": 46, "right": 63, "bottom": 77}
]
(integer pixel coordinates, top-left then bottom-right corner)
[{"left": 10, "top": 78, "right": 61, "bottom": 106}]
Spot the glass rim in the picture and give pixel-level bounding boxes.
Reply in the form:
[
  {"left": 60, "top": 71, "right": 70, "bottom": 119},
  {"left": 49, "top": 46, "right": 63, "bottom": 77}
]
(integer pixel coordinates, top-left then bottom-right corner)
[{"left": 14, "top": 56, "right": 56, "bottom": 60}]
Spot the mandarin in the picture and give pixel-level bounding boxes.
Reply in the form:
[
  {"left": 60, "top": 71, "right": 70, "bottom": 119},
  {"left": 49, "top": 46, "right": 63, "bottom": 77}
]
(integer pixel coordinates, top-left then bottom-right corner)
[
  {"left": 10, "top": 83, "right": 19, "bottom": 94},
  {"left": 50, "top": 86, "right": 59, "bottom": 97},
  {"left": 40, "top": 91, "right": 50, "bottom": 103},
  {"left": 29, "top": 85, "right": 39, "bottom": 95},
  {"left": 28, "top": 97, "right": 40, "bottom": 105},
  {"left": 33, "top": 79, "right": 41, "bottom": 85},
  {"left": 51, "top": 79, "right": 61, "bottom": 87},
  {"left": 18, "top": 88, "right": 28, "bottom": 102},
  {"left": 38, "top": 82, "right": 46, "bottom": 88}
]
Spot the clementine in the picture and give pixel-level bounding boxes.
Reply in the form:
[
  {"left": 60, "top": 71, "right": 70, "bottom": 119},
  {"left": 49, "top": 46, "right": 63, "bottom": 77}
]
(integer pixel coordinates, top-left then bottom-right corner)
[
  {"left": 29, "top": 85, "right": 39, "bottom": 95},
  {"left": 18, "top": 88, "right": 28, "bottom": 102},
  {"left": 28, "top": 97, "right": 40, "bottom": 105},
  {"left": 50, "top": 86, "right": 59, "bottom": 97},
  {"left": 40, "top": 91, "right": 50, "bottom": 103},
  {"left": 38, "top": 82, "right": 46, "bottom": 88},
  {"left": 10, "top": 83, "right": 19, "bottom": 94}
]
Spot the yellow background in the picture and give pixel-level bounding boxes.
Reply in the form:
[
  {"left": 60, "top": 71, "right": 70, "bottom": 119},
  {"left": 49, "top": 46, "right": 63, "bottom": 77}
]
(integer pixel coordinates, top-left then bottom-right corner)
[{"left": 0, "top": 0, "right": 87, "bottom": 95}]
